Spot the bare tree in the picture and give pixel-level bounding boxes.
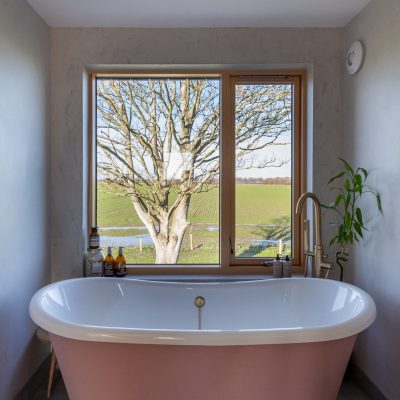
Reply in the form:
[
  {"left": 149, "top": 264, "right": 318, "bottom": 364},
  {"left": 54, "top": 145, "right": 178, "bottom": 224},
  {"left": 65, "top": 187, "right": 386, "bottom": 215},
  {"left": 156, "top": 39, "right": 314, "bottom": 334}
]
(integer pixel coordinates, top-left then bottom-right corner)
[{"left": 97, "top": 78, "right": 291, "bottom": 264}]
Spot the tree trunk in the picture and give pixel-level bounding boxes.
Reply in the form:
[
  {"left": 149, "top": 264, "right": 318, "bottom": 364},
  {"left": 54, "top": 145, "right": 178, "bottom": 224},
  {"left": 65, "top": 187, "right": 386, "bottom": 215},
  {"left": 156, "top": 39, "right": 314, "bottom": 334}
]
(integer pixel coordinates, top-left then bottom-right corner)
[
  {"left": 154, "top": 226, "right": 189, "bottom": 264},
  {"left": 154, "top": 198, "right": 190, "bottom": 264},
  {"left": 130, "top": 194, "right": 190, "bottom": 264},
  {"left": 154, "top": 242, "right": 182, "bottom": 264}
]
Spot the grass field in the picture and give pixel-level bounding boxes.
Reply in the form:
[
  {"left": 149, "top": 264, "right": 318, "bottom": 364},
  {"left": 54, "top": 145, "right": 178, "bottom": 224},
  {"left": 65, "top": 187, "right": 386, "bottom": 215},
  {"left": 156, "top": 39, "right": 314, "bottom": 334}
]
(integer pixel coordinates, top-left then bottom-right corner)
[{"left": 97, "top": 182, "right": 291, "bottom": 264}]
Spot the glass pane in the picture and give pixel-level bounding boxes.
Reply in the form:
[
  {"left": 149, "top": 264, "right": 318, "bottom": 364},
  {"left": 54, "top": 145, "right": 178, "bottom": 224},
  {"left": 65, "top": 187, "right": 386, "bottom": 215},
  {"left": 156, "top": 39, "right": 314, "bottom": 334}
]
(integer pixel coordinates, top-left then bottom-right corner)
[
  {"left": 96, "top": 78, "right": 220, "bottom": 265},
  {"left": 235, "top": 83, "right": 292, "bottom": 258}
]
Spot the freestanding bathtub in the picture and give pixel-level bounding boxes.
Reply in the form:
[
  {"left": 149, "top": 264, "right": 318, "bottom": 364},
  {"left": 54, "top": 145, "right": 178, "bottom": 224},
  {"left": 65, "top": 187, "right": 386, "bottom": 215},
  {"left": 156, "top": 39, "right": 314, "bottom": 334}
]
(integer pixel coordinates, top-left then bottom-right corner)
[{"left": 30, "top": 277, "right": 376, "bottom": 400}]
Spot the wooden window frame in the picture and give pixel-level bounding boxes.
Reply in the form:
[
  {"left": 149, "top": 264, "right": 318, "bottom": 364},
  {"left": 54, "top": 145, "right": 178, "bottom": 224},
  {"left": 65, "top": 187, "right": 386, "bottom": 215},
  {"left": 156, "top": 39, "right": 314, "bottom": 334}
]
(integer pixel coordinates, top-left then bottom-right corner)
[{"left": 88, "top": 69, "right": 307, "bottom": 275}]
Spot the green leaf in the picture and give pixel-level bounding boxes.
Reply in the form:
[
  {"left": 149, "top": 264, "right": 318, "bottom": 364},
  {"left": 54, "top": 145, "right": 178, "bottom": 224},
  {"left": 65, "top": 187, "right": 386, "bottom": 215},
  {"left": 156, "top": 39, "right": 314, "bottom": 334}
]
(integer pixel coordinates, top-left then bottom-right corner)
[
  {"left": 376, "top": 193, "right": 382, "bottom": 212},
  {"left": 345, "top": 211, "right": 352, "bottom": 230},
  {"left": 321, "top": 202, "right": 335, "bottom": 210},
  {"left": 354, "top": 222, "right": 364, "bottom": 239},
  {"left": 339, "top": 158, "right": 355, "bottom": 176},
  {"left": 334, "top": 194, "right": 343, "bottom": 208},
  {"left": 348, "top": 231, "right": 354, "bottom": 245},
  {"left": 328, "top": 171, "right": 346, "bottom": 185},
  {"left": 360, "top": 168, "right": 368, "bottom": 180},
  {"left": 344, "top": 193, "right": 351, "bottom": 210},
  {"left": 329, "top": 236, "right": 338, "bottom": 247},
  {"left": 355, "top": 174, "right": 363, "bottom": 194},
  {"left": 344, "top": 179, "right": 351, "bottom": 191},
  {"left": 355, "top": 208, "right": 363, "bottom": 225}
]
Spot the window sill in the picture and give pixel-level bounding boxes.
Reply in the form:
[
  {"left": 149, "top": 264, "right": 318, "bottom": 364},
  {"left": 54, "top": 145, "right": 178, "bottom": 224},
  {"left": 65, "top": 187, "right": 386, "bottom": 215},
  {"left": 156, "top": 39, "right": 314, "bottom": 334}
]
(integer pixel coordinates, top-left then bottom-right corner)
[
  {"left": 124, "top": 272, "right": 305, "bottom": 282},
  {"left": 125, "top": 265, "right": 304, "bottom": 276}
]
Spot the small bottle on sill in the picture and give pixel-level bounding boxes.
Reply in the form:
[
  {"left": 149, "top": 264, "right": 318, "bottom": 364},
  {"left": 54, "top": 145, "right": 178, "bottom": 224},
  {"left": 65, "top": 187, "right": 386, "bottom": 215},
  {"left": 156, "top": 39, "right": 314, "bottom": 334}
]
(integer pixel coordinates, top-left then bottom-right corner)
[
  {"left": 85, "top": 226, "right": 103, "bottom": 277},
  {"left": 85, "top": 248, "right": 104, "bottom": 277},
  {"left": 283, "top": 255, "right": 292, "bottom": 278},
  {"left": 114, "top": 247, "right": 127, "bottom": 277},
  {"left": 272, "top": 254, "right": 283, "bottom": 278},
  {"left": 103, "top": 247, "right": 115, "bottom": 277},
  {"left": 89, "top": 227, "right": 100, "bottom": 249}
]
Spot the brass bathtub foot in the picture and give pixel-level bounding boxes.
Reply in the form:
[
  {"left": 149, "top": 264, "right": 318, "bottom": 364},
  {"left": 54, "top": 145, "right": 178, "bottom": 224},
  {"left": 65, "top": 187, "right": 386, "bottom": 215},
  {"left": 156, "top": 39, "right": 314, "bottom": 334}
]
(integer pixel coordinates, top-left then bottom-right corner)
[{"left": 47, "top": 349, "right": 57, "bottom": 398}]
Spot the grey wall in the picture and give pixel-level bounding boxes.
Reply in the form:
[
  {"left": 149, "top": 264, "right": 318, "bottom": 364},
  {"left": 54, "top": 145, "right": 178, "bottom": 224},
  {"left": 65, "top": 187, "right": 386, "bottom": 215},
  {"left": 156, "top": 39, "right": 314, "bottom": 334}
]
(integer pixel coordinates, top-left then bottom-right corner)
[
  {"left": 344, "top": 0, "right": 400, "bottom": 398},
  {"left": 50, "top": 27, "right": 344, "bottom": 281},
  {"left": 0, "top": 0, "right": 50, "bottom": 398}
]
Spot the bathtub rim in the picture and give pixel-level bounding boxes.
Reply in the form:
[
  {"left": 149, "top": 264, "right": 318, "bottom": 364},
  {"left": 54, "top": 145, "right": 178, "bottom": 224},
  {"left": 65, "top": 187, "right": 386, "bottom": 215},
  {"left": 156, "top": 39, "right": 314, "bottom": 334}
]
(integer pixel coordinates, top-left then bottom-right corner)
[{"left": 29, "top": 277, "right": 376, "bottom": 346}]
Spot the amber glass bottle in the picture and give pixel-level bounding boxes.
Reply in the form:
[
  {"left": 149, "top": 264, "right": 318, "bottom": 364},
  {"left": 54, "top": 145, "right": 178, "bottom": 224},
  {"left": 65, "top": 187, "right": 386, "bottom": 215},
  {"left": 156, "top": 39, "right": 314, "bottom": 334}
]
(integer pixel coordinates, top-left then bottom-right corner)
[
  {"left": 114, "top": 247, "right": 127, "bottom": 277},
  {"left": 103, "top": 247, "right": 115, "bottom": 277},
  {"left": 89, "top": 227, "right": 100, "bottom": 249}
]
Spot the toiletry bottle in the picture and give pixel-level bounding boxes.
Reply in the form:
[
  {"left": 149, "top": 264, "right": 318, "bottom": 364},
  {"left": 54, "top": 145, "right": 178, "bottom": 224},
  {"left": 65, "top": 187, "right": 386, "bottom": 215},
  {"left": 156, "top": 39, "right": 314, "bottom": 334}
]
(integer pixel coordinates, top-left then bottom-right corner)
[
  {"left": 272, "top": 254, "right": 283, "bottom": 278},
  {"left": 85, "top": 226, "right": 104, "bottom": 277},
  {"left": 85, "top": 247, "right": 104, "bottom": 277},
  {"left": 283, "top": 255, "right": 292, "bottom": 278},
  {"left": 114, "top": 246, "right": 127, "bottom": 277},
  {"left": 89, "top": 227, "right": 100, "bottom": 249},
  {"left": 103, "top": 247, "right": 115, "bottom": 277}
]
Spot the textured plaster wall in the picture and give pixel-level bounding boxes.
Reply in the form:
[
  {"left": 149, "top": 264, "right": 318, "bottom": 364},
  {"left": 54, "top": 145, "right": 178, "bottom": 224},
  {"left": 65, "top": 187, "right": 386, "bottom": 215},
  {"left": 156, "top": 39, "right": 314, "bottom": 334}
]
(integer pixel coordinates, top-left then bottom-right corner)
[
  {"left": 0, "top": 0, "right": 50, "bottom": 398},
  {"left": 344, "top": 0, "right": 400, "bottom": 398},
  {"left": 50, "top": 27, "right": 344, "bottom": 281}
]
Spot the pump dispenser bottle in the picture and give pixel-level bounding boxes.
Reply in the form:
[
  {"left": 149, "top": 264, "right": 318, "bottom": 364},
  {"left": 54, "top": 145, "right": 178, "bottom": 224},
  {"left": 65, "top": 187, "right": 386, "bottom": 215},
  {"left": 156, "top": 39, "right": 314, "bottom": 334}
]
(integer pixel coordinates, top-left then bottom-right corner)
[
  {"left": 272, "top": 254, "right": 283, "bottom": 278},
  {"left": 103, "top": 247, "right": 115, "bottom": 277},
  {"left": 114, "top": 246, "right": 127, "bottom": 277},
  {"left": 283, "top": 255, "right": 292, "bottom": 278}
]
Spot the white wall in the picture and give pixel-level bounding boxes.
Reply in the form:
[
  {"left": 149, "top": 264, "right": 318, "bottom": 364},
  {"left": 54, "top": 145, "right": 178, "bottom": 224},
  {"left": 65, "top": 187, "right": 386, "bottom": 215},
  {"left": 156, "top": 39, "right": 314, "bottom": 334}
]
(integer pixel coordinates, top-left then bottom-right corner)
[
  {"left": 1, "top": 1, "right": 398, "bottom": 397},
  {"left": 344, "top": 0, "right": 400, "bottom": 398},
  {"left": 0, "top": 0, "right": 50, "bottom": 398},
  {"left": 50, "top": 27, "right": 344, "bottom": 281}
]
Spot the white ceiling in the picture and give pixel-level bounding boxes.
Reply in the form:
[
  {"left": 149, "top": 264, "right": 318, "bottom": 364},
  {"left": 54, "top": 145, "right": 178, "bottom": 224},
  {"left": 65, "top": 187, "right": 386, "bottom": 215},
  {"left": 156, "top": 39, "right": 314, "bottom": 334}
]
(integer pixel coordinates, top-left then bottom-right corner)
[{"left": 26, "top": 0, "right": 370, "bottom": 28}]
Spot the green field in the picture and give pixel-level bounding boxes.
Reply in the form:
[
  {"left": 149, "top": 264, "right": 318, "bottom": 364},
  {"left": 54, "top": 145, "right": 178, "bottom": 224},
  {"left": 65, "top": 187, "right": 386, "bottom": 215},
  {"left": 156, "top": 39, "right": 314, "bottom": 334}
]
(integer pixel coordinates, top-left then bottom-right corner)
[{"left": 97, "top": 183, "right": 291, "bottom": 264}]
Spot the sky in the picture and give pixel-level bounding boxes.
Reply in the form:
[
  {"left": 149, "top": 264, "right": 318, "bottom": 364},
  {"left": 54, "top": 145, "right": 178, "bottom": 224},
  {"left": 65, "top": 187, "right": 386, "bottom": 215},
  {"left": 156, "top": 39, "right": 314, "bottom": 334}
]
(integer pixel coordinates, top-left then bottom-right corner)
[
  {"left": 236, "top": 143, "right": 292, "bottom": 179},
  {"left": 97, "top": 78, "right": 292, "bottom": 181}
]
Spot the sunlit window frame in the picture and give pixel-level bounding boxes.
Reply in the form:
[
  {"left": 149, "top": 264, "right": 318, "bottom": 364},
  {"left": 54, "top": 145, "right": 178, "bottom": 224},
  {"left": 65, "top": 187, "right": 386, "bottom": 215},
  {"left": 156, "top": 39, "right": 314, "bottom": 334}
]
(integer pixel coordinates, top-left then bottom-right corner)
[{"left": 88, "top": 70, "right": 306, "bottom": 275}]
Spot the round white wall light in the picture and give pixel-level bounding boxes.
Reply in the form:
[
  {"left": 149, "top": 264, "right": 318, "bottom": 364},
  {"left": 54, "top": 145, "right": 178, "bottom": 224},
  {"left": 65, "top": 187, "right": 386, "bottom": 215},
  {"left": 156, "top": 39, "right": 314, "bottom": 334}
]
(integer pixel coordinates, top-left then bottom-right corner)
[{"left": 346, "top": 41, "right": 365, "bottom": 75}]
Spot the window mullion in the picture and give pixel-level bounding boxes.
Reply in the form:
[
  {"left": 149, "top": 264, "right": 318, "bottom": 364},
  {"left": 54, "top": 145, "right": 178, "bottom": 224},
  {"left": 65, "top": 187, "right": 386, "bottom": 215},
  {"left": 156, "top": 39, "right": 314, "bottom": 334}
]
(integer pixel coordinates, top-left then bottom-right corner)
[{"left": 220, "top": 72, "right": 232, "bottom": 270}]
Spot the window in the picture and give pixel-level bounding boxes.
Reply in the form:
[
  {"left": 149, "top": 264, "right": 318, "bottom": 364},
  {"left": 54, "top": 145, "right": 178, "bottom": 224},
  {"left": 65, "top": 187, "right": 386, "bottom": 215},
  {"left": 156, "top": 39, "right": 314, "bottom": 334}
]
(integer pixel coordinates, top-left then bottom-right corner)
[{"left": 89, "top": 71, "right": 305, "bottom": 273}]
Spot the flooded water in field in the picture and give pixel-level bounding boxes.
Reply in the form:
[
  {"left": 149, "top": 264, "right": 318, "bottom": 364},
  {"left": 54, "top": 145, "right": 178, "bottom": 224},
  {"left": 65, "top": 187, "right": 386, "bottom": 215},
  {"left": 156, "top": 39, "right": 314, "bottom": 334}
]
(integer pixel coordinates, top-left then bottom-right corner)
[{"left": 99, "top": 224, "right": 291, "bottom": 259}]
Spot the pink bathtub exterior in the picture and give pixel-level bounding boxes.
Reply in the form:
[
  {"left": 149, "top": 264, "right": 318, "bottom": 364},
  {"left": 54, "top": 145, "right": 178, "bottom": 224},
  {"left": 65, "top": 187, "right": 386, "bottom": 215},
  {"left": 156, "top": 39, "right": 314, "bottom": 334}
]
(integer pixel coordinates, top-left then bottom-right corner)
[
  {"left": 51, "top": 333, "right": 356, "bottom": 400},
  {"left": 30, "top": 277, "right": 377, "bottom": 400}
]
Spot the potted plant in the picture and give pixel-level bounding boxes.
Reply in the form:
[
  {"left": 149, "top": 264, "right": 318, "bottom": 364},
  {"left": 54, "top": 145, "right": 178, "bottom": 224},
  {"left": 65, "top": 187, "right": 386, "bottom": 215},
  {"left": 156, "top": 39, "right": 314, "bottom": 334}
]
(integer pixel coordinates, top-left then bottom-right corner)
[{"left": 322, "top": 158, "right": 382, "bottom": 281}]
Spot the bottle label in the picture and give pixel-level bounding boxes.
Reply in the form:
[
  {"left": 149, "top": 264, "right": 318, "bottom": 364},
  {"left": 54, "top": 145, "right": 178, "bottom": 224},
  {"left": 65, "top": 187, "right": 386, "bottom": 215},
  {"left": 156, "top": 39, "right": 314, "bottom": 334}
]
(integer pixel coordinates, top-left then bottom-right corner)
[
  {"left": 92, "top": 261, "right": 103, "bottom": 274},
  {"left": 89, "top": 237, "right": 100, "bottom": 248},
  {"left": 103, "top": 262, "right": 114, "bottom": 277},
  {"left": 86, "top": 260, "right": 102, "bottom": 276},
  {"left": 116, "top": 262, "right": 127, "bottom": 277}
]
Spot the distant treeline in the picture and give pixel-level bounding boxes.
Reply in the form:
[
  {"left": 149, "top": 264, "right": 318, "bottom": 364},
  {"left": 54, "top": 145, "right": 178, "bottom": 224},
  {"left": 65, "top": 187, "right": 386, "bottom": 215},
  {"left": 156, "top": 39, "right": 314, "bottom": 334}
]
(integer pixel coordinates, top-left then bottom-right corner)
[
  {"left": 235, "top": 177, "right": 291, "bottom": 185},
  {"left": 99, "top": 177, "right": 291, "bottom": 185}
]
